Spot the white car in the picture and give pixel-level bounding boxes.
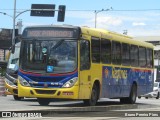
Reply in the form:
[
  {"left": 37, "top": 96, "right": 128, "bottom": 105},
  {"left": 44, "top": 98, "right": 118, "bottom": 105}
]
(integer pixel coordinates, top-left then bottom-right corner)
[{"left": 138, "top": 82, "right": 160, "bottom": 99}]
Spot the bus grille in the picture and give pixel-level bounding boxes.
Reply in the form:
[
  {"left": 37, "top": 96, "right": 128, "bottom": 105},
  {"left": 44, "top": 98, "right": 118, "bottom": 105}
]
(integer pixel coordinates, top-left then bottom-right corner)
[{"left": 35, "top": 90, "right": 56, "bottom": 94}]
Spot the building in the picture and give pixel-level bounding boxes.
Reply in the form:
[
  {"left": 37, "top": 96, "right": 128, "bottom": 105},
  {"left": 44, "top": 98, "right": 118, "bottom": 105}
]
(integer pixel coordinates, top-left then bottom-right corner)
[{"left": 0, "top": 29, "right": 12, "bottom": 69}]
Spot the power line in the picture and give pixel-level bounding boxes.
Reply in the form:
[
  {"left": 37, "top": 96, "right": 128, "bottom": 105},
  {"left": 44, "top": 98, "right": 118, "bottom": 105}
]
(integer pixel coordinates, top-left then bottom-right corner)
[
  {"left": 110, "top": 9, "right": 160, "bottom": 12},
  {"left": 67, "top": 9, "right": 160, "bottom": 12},
  {"left": 0, "top": 8, "right": 160, "bottom": 12}
]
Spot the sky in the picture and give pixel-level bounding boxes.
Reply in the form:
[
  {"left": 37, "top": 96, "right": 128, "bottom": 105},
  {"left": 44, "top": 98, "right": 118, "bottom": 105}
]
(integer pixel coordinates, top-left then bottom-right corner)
[{"left": 0, "top": 0, "right": 160, "bottom": 36}]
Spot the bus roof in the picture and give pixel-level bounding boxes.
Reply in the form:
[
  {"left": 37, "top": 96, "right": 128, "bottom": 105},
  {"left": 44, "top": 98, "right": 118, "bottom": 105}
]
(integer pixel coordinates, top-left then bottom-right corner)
[
  {"left": 23, "top": 25, "right": 80, "bottom": 29},
  {"left": 81, "top": 26, "right": 154, "bottom": 49},
  {"left": 22, "top": 25, "right": 154, "bottom": 49}
]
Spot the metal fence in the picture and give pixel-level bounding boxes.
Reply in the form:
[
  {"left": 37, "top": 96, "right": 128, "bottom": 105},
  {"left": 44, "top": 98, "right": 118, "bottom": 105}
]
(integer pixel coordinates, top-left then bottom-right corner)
[
  {"left": 0, "top": 76, "right": 5, "bottom": 96},
  {"left": 0, "top": 67, "right": 6, "bottom": 96}
]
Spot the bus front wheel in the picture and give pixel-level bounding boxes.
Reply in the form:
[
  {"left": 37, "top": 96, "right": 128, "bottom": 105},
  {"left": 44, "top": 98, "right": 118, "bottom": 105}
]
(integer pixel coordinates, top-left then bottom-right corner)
[
  {"left": 37, "top": 98, "right": 51, "bottom": 106},
  {"left": 13, "top": 95, "right": 24, "bottom": 101},
  {"left": 83, "top": 83, "right": 99, "bottom": 106}
]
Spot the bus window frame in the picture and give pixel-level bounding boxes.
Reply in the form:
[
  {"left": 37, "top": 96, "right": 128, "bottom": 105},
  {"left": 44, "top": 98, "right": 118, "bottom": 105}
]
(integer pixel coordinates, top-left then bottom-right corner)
[
  {"left": 130, "top": 45, "right": 139, "bottom": 67},
  {"left": 146, "top": 48, "right": 153, "bottom": 68},
  {"left": 101, "top": 39, "right": 112, "bottom": 64},
  {"left": 139, "top": 46, "right": 147, "bottom": 68},
  {"left": 91, "top": 37, "right": 100, "bottom": 63},
  {"left": 122, "top": 43, "right": 131, "bottom": 66},
  {"left": 111, "top": 41, "right": 122, "bottom": 65},
  {"left": 80, "top": 39, "right": 91, "bottom": 71}
]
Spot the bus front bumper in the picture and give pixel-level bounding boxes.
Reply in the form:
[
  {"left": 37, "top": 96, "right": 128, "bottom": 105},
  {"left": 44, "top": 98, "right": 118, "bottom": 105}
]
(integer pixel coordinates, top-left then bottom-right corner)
[
  {"left": 5, "top": 80, "right": 18, "bottom": 95},
  {"left": 18, "top": 82, "right": 79, "bottom": 99}
]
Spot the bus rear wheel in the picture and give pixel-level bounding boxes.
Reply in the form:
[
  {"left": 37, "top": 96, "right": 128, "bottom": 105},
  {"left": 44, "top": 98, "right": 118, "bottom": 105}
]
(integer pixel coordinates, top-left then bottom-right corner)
[
  {"left": 128, "top": 84, "right": 137, "bottom": 104},
  {"left": 83, "top": 84, "right": 99, "bottom": 106},
  {"left": 120, "top": 84, "right": 137, "bottom": 104},
  {"left": 37, "top": 98, "right": 51, "bottom": 106}
]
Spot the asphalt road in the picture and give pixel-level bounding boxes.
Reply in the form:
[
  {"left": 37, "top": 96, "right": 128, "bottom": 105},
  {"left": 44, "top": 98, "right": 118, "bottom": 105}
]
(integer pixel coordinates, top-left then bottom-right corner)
[{"left": 1, "top": 95, "right": 160, "bottom": 119}]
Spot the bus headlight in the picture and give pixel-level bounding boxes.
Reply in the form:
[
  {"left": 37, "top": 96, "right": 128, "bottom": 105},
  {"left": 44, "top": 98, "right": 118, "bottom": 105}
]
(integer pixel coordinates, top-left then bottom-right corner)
[
  {"left": 18, "top": 76, "right": 30, "bottom": 87},
  {"left": 5, "top": 78, "right": 16, "bottom": 87},
  {"left": 62, "top": 77, "right": 78, "bottom": 88}
]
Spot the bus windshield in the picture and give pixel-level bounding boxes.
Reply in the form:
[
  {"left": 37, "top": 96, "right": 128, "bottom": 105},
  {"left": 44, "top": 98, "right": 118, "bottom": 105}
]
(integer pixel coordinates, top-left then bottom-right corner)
[{"left": 20, "top": 39, "right": 77, "bottom": 74}]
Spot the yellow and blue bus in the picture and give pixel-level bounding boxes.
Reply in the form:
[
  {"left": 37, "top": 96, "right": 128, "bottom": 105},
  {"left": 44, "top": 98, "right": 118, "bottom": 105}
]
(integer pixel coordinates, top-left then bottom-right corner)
[{"left": 18, "top": 25, "right": 154, "bottom": 106}]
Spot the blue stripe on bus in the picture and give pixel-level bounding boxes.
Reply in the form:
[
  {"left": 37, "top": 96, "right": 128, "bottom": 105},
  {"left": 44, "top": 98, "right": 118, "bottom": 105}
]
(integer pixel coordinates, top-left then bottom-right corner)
[
  {"left": 18, "top": 70, "right": 78, "bottom": 88},
  {"left": 101, "top": 66, "right": 153, "bottom": 98}
]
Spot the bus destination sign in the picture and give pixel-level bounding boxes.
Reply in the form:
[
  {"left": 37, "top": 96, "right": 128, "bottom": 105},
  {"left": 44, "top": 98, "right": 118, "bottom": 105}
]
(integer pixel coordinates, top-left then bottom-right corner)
[{"left": 23, "top": 27, "right": 79, "bottom": 38}]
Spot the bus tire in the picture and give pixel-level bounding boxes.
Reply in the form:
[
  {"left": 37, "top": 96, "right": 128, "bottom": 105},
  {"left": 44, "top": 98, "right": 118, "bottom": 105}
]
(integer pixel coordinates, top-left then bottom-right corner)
[
  {"left": 13, "top": 95, "right": 24, "bottom": 101},
  {"left": 128, "top": 84, "right": 137, "bottom": 104},
  {"left": 83, "top": 83, "right": 99, "bottom": 106},
  {"left": 138, "top": 96, "right": 141, "bottom": 99},
  {"left": 37, "top": 98, "right": 50, "bottom": 106},
  {"left": 120, "top": 98, "right": 128, "bottom": 104},
  {"left": 120, "top": 84, "right": 137, "bottom": 104},
  {"left": 156, "top": 92, "right": 159, "bottom": 99}
]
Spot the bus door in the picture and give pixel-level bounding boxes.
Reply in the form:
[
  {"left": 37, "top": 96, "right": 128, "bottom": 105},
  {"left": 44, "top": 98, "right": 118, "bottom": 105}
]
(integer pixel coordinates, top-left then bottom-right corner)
[{"left": 79, "top": 40, "right": 91, "bottom": 99}]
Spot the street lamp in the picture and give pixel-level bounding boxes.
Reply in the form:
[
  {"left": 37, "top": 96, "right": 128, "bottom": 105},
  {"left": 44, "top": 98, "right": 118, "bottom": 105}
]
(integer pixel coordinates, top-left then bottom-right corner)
[
  {"left": 0, "top": 12, "right": 13, "bottom": 18},
  {"left": 94, "top": 8, "right": 112, "bottom": 28},
  {"left": 12, "top": 0, "right": 16, "bottom": 47}
]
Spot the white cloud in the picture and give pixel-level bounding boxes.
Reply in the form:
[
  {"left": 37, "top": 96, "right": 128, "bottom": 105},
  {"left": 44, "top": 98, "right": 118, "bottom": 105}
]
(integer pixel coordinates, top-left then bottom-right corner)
[
  {"left": 132, "top": 22, "right": 146, "bottom": 26},
  {"left": 66, "top": 11, "right": 94, "bottom": 19},
  {"left": 83, "top": 16, "right": 123, "bottom": 29},
  {"left": 97, "top": 16, "right": 123, "bottom": 26}
]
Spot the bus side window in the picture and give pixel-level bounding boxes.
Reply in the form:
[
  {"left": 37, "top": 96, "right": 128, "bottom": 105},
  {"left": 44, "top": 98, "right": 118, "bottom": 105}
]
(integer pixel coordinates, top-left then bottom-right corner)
[
  {"left": 122, "top": 43, "right": 130, "bottom": 66},
  {"left": 112, "top": 41, "right": 121, "bottom": 65},
  {"left": 139, "top": 47, "right": 147, "bottom": 68},
  {"left": 101, "top": 39, "right": 111, "bottom": 64},
  {"left": 147, "top": 48, "right": 153, "bottom": 68},
  {"left": 80, "top": 40, "right": 90, "bottom": 70},
  {"left": 91, "top": 37, "right": 100, "bottom": 63},
  {"left": 131, "top": 45, "right": 139, "bottom": 67}
]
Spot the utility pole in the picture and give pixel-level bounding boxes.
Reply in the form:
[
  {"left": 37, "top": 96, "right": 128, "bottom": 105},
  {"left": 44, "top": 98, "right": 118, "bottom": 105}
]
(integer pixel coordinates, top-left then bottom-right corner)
[{"left": 12, "top": 0, "right": 16, "bottom": 47}]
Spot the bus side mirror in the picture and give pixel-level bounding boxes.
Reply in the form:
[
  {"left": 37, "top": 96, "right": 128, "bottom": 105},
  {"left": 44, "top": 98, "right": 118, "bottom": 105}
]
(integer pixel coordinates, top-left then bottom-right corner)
[
  {"left": 11, "top": 36, "right": 21, "bottom": 54},
  {"left": 11, "top": 45, "right": 15, "bottom": 54}
]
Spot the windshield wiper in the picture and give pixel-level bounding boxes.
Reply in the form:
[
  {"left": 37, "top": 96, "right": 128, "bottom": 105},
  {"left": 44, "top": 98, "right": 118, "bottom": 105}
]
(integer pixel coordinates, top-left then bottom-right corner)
[{"left": 51, "top": 39, "right": 64, "bottom": 50}]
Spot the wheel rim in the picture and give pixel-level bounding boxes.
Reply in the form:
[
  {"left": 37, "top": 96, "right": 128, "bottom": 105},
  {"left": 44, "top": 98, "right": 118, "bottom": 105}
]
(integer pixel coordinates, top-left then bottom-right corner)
[
  {"left": 90, "top": 85, "right": 98, "bottom": 105},
  {"left": 91, "top": 89, "right": 96, "bottom": 103},
  {"left": 131, "top": 85, "right": 137, "bottom": 102}
]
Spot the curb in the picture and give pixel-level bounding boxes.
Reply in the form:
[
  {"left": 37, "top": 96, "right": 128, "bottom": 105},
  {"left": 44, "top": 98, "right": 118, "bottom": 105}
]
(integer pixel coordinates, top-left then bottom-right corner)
[{"left": 7, "top": 104, "right": 138, "bottom": 117}]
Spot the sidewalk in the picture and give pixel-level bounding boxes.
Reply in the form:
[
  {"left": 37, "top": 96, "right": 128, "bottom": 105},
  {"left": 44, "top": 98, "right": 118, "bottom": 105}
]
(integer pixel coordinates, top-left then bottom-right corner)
[{"left": 0, "top": 76, "right": 5, "bottom": 96}]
